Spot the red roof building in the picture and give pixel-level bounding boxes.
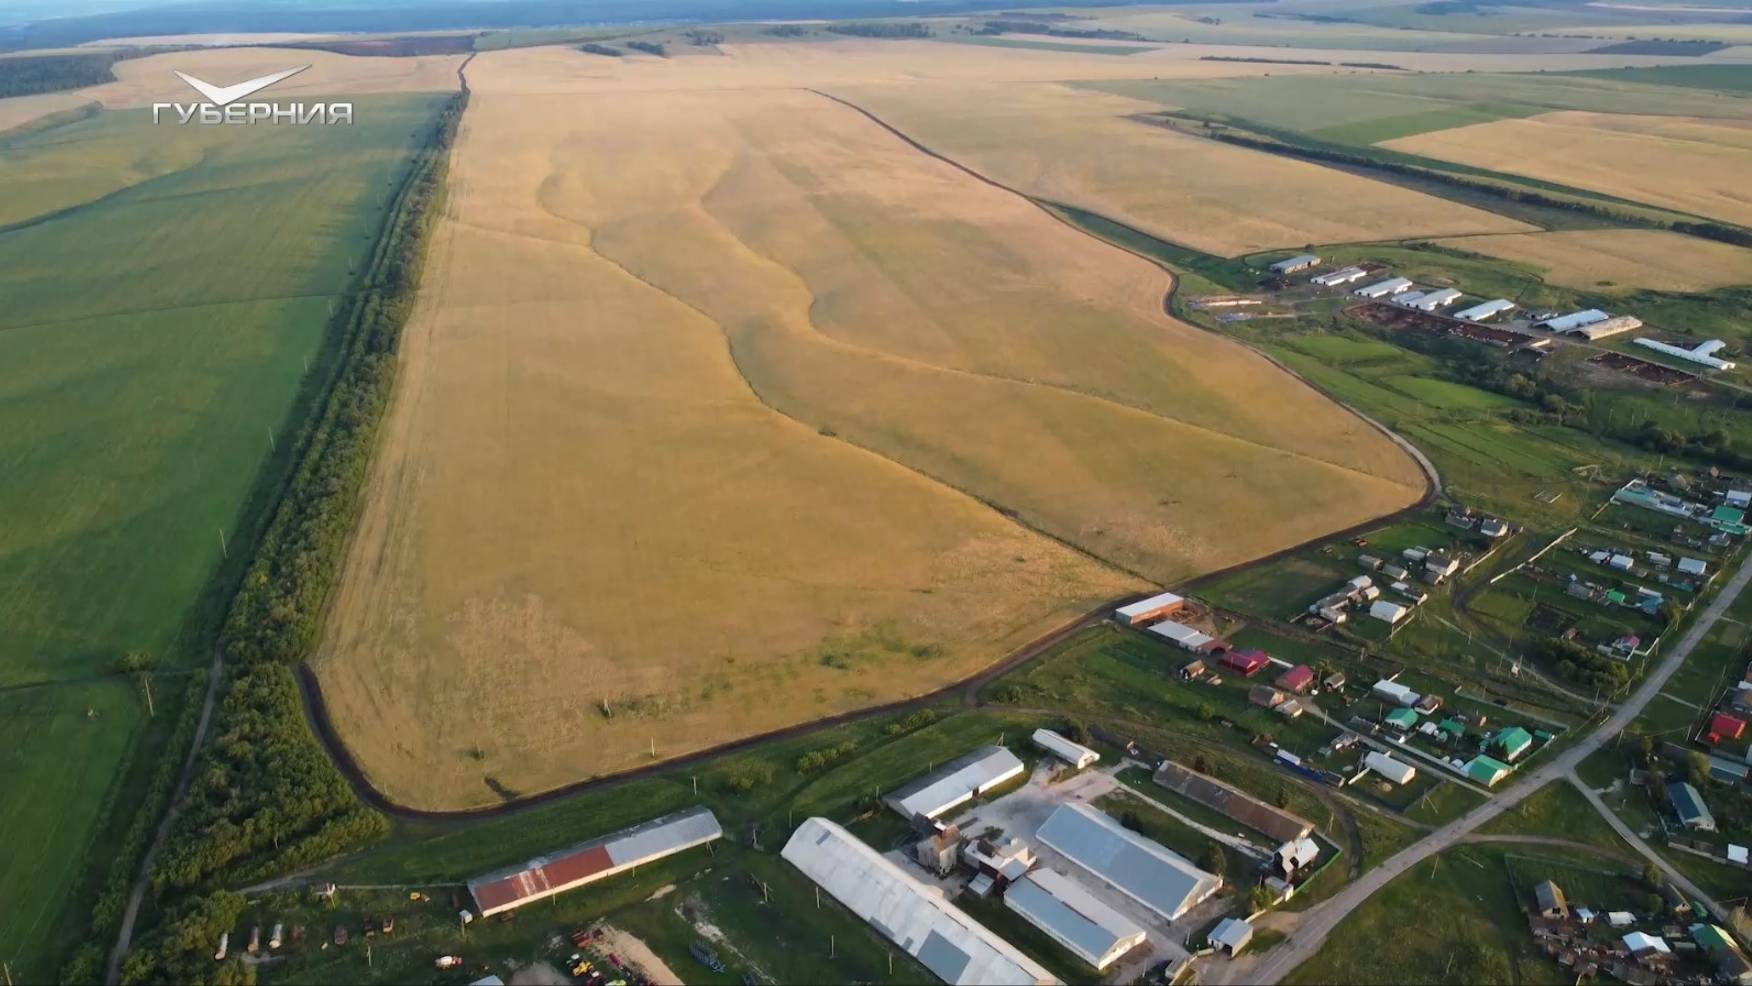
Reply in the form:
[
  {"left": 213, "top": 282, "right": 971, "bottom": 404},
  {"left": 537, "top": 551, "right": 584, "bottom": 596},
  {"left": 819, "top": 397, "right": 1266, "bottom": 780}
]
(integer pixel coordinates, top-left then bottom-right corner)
[
  {"left": 1221, "top": 649, "right": 1269, "bottom": 677},
  {"left": 1276, "top": 664, "right": 1315, "bottom": 693},
  {"left": 1706, "top": 713, "right": 1746, "bottom": 743}
]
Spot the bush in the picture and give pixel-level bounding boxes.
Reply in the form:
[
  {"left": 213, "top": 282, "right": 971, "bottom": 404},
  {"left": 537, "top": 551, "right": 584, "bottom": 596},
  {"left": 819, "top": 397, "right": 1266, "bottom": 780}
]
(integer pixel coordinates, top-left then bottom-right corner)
[{"left": 723, "top": 762, "right": 774, "bottom": 793}]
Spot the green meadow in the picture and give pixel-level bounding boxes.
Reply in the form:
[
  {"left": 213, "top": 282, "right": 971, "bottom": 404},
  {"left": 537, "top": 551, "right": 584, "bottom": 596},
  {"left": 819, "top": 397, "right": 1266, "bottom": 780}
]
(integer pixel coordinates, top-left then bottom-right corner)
[{"left": 0, "top": 92, "right": 449, "bottom": 979}]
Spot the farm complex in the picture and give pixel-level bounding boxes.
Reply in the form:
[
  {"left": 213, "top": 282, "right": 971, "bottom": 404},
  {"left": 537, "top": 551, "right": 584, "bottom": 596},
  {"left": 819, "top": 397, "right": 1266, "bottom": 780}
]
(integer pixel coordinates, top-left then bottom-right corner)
[{"left": 4, "top": 5, "right": 1752, "bottom": 986}]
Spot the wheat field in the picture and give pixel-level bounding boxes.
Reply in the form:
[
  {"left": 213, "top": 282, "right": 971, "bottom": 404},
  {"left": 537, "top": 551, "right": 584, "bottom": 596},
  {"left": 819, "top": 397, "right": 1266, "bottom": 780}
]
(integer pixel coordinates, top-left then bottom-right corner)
[
  {"left": 314, "top": 47, "right": 1425, "bottom": 809},
  {"left": 1432, "top": 229, "right": 1752, "bottom": 292}
]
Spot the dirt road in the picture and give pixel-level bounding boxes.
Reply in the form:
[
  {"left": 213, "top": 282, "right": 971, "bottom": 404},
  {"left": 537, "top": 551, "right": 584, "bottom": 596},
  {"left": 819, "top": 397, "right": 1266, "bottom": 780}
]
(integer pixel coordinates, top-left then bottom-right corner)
[{"left": 1225, "top": 545, "right": 1752, "bottom": 985}]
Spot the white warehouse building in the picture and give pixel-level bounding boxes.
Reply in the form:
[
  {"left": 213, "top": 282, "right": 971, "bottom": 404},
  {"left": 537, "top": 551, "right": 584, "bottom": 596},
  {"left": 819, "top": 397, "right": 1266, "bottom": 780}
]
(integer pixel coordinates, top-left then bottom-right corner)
[
  {"left": 1004, "top": 869, "right": 1147, "bottom": 972},
  {"left": 782, "top": 818, "right": 1059, "bottom": 985},
  {"left": 1364, "top": 751, "right": 1417, "bottom": 786},
  {"left": 1036, "top": 803, "right": 1222, "bottom": 921},
  {"left": 1634, "top": 337, "right": 1737, "bottom": 371},
  {"left": 1312, "top": 265, "right": 1368, "bottom": 287},
  {"left": 1355, "top": 277, "right": 1415, "bottom": 299},
  {"left": 885, "top": 747, "right": 1025, "bottom": 821},
  {"left": 1032, "top": 729, "right": 1100, "bottom": 770},
  {"left": 1454, "top": 299, "right": 1517, "bottom": 322},
  {"left": 1537, "top": 309, "right": 1608, "bottom": 332},
  {"left": 1404, "top": 287, "right": 1462, "bottom": 311}
]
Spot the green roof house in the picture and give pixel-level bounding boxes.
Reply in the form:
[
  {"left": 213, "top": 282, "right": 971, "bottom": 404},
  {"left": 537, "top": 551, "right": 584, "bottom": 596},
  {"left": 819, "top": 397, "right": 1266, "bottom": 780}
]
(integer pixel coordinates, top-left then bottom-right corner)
[
  {"left": 1384, "top": 707, "right": 1419, "bottom": 731},
  {"left": 1465, "top": 755, "right": 1513, "bottom": 786},
  {"left": 1493, "top": 726, "right": 1534, "bottom": 762}
]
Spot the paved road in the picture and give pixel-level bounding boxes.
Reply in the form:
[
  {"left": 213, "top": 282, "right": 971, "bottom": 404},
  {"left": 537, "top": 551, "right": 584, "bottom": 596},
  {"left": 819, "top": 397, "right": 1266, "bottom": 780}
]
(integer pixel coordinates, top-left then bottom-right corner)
[{"left": 1226, "top": 545, "right": 1752, "bottom": 985}]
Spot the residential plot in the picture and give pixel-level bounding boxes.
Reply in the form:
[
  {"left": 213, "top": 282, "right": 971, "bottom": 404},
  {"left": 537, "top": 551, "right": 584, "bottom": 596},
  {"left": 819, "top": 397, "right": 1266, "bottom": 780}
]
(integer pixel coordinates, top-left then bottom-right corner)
[
  {"left": 1385, "top": 111, "right": 1752, "bottom": 227},
  {"left": 837, "top": 82, "right": 1531, "bottom": 256},
  {"left": 316, "top": 49, "right": 1424, "bottom": 810},
  {"left": 1432, "top": 229, "right": 1752, "bottom": 292}
]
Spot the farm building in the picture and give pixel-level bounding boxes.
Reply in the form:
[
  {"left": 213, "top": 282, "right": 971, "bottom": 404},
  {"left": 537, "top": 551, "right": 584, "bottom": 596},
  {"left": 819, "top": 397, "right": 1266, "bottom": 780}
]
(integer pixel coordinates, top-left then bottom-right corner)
[
  {"left": 1465, "top": 755, "right": 1513, "bottom": 787},
  {"left": 1384, "top": 707, "right": 1419, "bottom": 731},
  {"left": 1312, "top": 265, "right": 1368, "bottom": 287},
  {"left": 1372, "top": 679, "right": 1420, "bottom": 707},
  {"left": 1221, "top": 649, "right": 1270, "bottom": 677},
  {"left": 1404, "top": 287, "right": 1462, "bottom": 312},
  {"left": 1323, "top": 671, "right": 1347, "bottom": 691},
  {"left": 1708, "top": 713, "right": 1746, "bottom": 744},
  {"left": 1479, "top": 517, "right": 1510, "bottom": 538},
  {"left": 917, "top": 826, "right": 963, "bottom": 875},
  {"left": 1269, "top": 253, "right": 1319, "bottom": 274},
  {"left": 1153, "top": 760, "right": 1314, "bottom": 843},
  {"left": 1277, "top": 698, "right": 1305, "bottom": 719},
  {"left": 1276, "top": 665, "right": 1315, "bottom": 694},
  {"left": 1035, "top": 804, "right": 1222, "bottom": 922},
  {"left": 467, "top": 807, "right": 722, "bottom": 917},
  {"left": 1273, "top": 837, "right": 1320, "bottom": 876},
  {"left": 1669, "top": 781, "right": 1717, "bottom": 831},
  {"left": 1729, "top": 490, "right": 1752, "bottom": 509},
  {"left": 962, "top": 835, "right": 1036, "bottom": 886},
  {"left": 1691, "top": 924, "right": 1752, "bottom": 985},
  {"left": 1004, "top": 868, "right": 1146, "bottom": 972},
  {"left": 1613, "top": 480, "right": 1703, "bottom": 521},
  {"left": 1369, "top": 600, "right": 1409, "bottom": 625},
  {"left": 1454, "top": 298, "right": 1516, "bottom": 322},
  {"left": 1634, "top": 337, "right": 1737, "bottom": 371},
  {"left": 1358, "top": 553, "right": 1383, "bottom": 571},
  {"left": 1678, "top": 557, "right": 1708, "bottom": 577},
  {"left": 781, "top": 818, "right": 1057, "bottom": 986},
  {"left": 1492, "top": 726, "right": 1534, "bottom": 762},
  {"left": 1424, "top": 552, "right": 1460, "bottom": 581},
  {"left": 1209, "top": 917, "right": 1254, "bottom": 956},
  {"left": 1033, "top": 729, "right": 1099, "bottom": 770},
  {"left": 1148, "top": 620, "right": 1217, "bottom": 652},
  {"left": 1533, "top": 880, "right": 1568, "bottom": 919},
  {"left": 1364, "top": 751, "right": 1417, "bottom": 786},
  {"left": 1566, "top": 315, "right": 1641, "bottom": 340},
  {"left": 1355, "top": 276, "right": 1414, "bottom": 299},
  {"left": 886, "top": 746, "right": 1025, "bottom": 821},
  {"left": 1114, "top": 591, "right": 1188, "bottom": 626},
  {"left": 1538, "top": 309, "right": 1608, "bottom": 332},
  {"left": 1181, "top": 659, "right": 1207, "bottom": 681}
]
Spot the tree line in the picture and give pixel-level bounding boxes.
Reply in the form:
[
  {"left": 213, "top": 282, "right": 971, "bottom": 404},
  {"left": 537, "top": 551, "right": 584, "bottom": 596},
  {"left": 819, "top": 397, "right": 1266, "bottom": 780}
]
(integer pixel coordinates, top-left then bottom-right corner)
[
  {"left": 0, "top": 51, "right": 128, "bottom": 98},
  {"left": 114, "top": 90, "right": 468, "bottom": 985}
]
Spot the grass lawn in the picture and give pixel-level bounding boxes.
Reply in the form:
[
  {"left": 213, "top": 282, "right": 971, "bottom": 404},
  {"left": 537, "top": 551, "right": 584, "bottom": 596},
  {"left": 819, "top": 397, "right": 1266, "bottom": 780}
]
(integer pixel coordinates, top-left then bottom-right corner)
[
  {"left": 1283, "top": 845, "right": 1568, "bottom": 985},
  {"left": 0, "top": 680, "right": 146, "bottom": 982},
  {"left": 1476, "top": 778, "right": 1633, "bottom": 855}
]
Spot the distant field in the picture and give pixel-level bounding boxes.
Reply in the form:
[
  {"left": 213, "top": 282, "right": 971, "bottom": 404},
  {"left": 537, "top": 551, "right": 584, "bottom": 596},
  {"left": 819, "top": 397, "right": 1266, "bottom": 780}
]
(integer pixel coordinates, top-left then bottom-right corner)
[
  {"left": 1385, "top": 111, "right": 1752, "bottom": 227},
  {"left": 837, "top": 82, "right": 1529, "bottom": 256},
  {"left": 0, "top": 681, "right": 143, "bottom": 983},
  {"left": 1432, "top": 229, "right": 1752, "bottom": 291},
  {"left": 1567, "top": 61, "right": 1752, "bottom": 92},
  {"left": 317, "top": 47, "right": 1424, "bottom": 810},
  {"left": 947, "top": 35, "right": 1157, "bottom": 55}
]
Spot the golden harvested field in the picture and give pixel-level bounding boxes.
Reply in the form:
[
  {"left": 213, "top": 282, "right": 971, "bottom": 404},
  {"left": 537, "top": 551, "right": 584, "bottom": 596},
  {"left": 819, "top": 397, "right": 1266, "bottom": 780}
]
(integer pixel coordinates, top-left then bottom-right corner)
[
  {"left": 836, "top": 81, "right": 1532, "bottom": 256},
  {"left": 0, "top": 91, "right": 91, "bottom": 135},
  {"left": 315, "top": 47, "right": 1424, "bottom": 809},
  {"left": 1385, "top": 111, "right": 1752, "bottom": 228},
  {"left": 1431, "top": 229, "right": 1752, "bottom": 292},
  {"left": 85, "top": 46, "right": 466, "bottom": 107}
]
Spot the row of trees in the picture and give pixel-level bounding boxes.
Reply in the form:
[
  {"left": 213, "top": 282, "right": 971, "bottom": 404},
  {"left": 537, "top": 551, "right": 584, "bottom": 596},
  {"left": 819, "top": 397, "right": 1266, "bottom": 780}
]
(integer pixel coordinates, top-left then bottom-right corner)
[
  {"left": 116, "top": 90, "right": 469, "bottom": 984},
  {"left": 0, "top": 51, "right": 127, "bottom": 98},
  {"left": 826, "top": 22, "right": 931, "bottom": 39}
]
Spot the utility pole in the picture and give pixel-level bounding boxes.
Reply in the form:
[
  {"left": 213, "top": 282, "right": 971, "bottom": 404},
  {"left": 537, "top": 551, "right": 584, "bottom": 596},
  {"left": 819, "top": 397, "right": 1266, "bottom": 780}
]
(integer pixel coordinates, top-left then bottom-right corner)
[
  {"left": 142, "top": 673, "right": 154, "bottom": 717},
  {"left": 218, "top": 527, "right": 228, "bottom": 559}
]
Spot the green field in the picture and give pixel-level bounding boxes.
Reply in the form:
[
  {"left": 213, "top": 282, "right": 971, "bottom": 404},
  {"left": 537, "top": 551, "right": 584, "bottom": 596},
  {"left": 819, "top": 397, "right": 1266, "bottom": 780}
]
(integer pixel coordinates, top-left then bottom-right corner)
[
  {"left": 1566, "top": 63, "right": 1752, "bottom": 94},
  {"left": 0, "top": 93, "right": 449, "bottom": 979},
  {"left": 1, "top": 681, "right": 145, "bottom": 982},
  {"left": 0, "top": 94, "right": 449, "bottom": 687},
  {"left": 1284, "top": 844, "right": 1573, "bottom": 985}
]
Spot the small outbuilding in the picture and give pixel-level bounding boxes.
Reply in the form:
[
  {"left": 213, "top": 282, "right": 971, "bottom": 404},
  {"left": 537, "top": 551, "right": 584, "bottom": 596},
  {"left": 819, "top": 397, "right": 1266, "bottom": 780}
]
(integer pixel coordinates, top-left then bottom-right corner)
[
  {"left": 1669, "top": 781, "right": 1717, "bottom": 831},
  {"left": 1384, "top": 707, "right": 1419, "bottom": 731},
  {"left": 1533, "top": 880, "right": 1568, "bottom": 920},
  {"left": 1369, "top": 600, "right": 1410, "bottom": 625},
  {"left": 1364, "top": 751, "right": 1417, "bottom": 786},
  {"left": 1209, "top": 917, "right": 1254, "bottom": 956},
  {"left": 1708, "top": 713, "right": 1747, "bottom": 744},
  {"left": 1221, "top": 649, "right": 1270, "bottom": 677},
  {"left": 1032, "top": 728, "right": 1099, "bottom": 770},
  {"left": 1493, "top": 726, "right": 1534, "bottom": 762},
  {"left": 1276, "top": 665, "right": 1315, "bottom": 694}
]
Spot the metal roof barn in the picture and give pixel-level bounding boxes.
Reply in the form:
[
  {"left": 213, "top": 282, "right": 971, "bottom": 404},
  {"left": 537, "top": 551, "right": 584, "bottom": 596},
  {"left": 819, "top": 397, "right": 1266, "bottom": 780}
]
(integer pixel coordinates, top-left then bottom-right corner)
[
  {"left": 1269, "top": 253, "right": 1319, "bottom": 273},
  {"left": 1004, "top": 868, "right": 1146, "bottom": 971},
  {"left": 782, "top": 818, "right": 1058, "bottom": 986},
  {"left": 1209, "top": 917, "right": 1253, "bottom": 955},
  {"left": 1114, "top": 591, "right": 1185, "bottom": 626},
  {"left": 1407, "top": 287, "right": 1462, "bottom": 311},
  {"left": 1539, "top": 309, "right": 1608, "bottom": 332},
  {"left": 1147, "top": 620, "right": 1214, "bottom": 651},
  {"left": 1032, "top": 729, "right": 1100, "bottom": 770},
  {"left": 1364, "top": 751, "right": 1417, "bottom": 785},
  {"left": 1355, "top": 277, "right": 1414, "bottom": 299},
  {"left": 1035, "top": 804, "right": 1221, "bottom": 921},
  {"left": 468, "top": 807, "right": 721, "bottom": 917},
  {"left": 1454, "top": 299, "right": 1517, "bottom": 322},
  {"left": 1312, "top": 265, "right": 1368, "bottom": 286},
  {"left": 1371, "top": 679, "right": 1420, "bottom": 706},
  {"left": 885, "top": 747, "right": 1025, "bottom": 821}
]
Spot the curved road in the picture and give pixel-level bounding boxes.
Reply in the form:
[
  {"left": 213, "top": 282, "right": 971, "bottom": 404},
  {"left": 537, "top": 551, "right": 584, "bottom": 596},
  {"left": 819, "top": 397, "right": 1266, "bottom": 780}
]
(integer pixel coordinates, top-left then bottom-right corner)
[{"left": 1227, "top": 544, "right": 1752, "bottom": 985}]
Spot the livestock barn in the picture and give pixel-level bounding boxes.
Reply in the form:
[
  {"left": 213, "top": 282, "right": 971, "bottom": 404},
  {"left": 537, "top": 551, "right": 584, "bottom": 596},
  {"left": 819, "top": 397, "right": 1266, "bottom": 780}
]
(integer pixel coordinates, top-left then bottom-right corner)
[{"left": 467, "top": 807, "right": 721, "bottom": 917}]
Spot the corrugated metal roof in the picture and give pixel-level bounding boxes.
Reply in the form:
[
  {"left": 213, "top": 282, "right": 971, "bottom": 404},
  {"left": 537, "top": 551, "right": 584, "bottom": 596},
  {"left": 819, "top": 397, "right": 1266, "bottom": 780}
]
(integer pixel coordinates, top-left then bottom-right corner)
[
  {"left": 1032, "top": 729, "right": 1099, "bottom": 768},
  {"left": 1005, "top": 869, "right": 1145, "bottom": 971},
  {"left": 1364, "top": 751, "right": 1416, "bottom": 785},
  {"left": 1355, "top": 277, "right": 1414, "bottom": 298},
  {"left": 782, "top": 818, "right": 1058, "bottom": 986},
  {"left": 1115, "top": 591, "right": 1184, "bottom": 622},
  {"left": 1539, "top": 309, "right": 1608, "bottom": 331},
  {"left": 468, "top": 807, "right": 721, "bottom": 917},
  {"left": 886, "top": 747, "right": 1025, "bottom": 820},
  {"left": 1035, "top": 804, "right": 1221, "bottom": 921},
  {"left": 1454, "top": 299, "right": 1517, "bottom": 321}
]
